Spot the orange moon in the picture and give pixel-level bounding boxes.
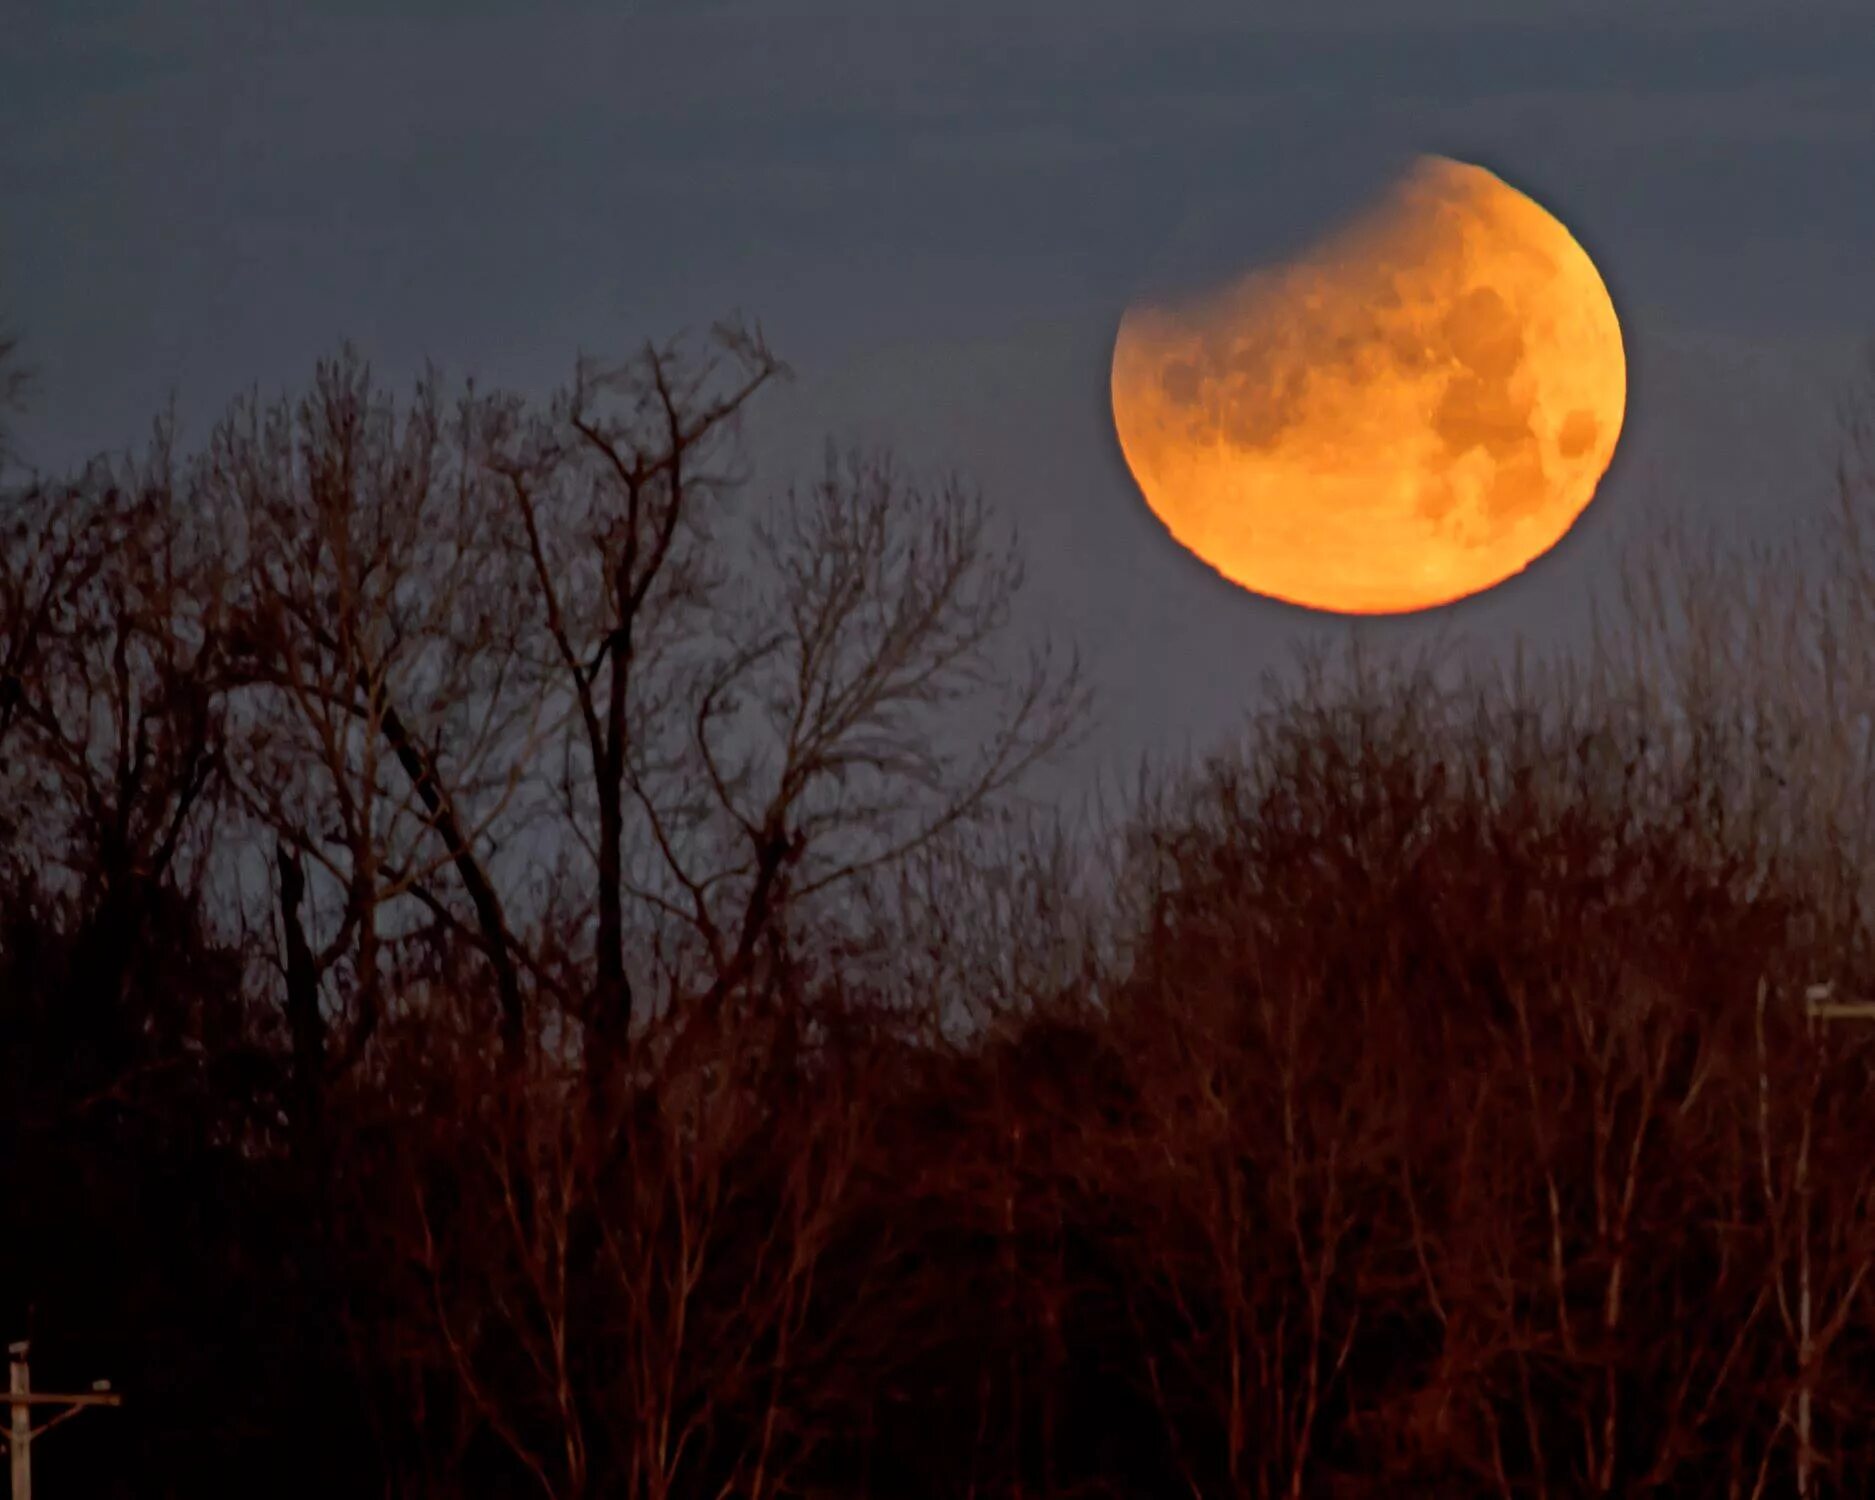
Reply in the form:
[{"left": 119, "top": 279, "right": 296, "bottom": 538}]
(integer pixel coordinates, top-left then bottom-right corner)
[{"left": 1110, "top": 156, "right": 1626, "bottom": 614}]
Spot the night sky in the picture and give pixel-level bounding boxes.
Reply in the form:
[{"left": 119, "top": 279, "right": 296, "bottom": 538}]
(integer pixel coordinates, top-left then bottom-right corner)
[{"left": 9, "top": 0, "right": 1874, "bottom": 779}]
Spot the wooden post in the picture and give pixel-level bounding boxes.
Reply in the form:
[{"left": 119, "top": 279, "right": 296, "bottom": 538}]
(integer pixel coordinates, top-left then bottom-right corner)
[
  {"left": 1802, "top": 982, "right": 1875, "bottom": 1023},
  {"left": 2, "top": 1339, "right": 120, "bottom": 1499},
  {"left": 8, "top": 1344, "right": 28, "bottom": 1500}
]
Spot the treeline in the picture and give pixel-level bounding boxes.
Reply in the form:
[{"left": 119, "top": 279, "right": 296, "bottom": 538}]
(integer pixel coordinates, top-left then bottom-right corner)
[{"left": 7, "top": 328, "right": 1875, "bottom": 1496}]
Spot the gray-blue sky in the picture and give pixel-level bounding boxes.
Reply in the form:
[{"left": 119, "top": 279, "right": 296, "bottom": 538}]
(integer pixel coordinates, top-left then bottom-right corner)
[{"left": 8, "top": 0, "right": 1875, "bottom": 775}]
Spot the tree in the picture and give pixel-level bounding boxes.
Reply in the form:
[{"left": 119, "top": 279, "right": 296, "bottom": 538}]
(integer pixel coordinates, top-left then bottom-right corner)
[
  {"left": 0, "top": 325, "right": 29, "bottom": 471},
  {"left": 204, "top": 352, "right": 551, "bottom": 1069},
  {"left": 479, "top": 329, "right": 1085, "bottom": 1063}
]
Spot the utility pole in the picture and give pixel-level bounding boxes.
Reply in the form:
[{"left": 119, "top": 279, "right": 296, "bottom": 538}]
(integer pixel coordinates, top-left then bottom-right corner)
[
  {"left": 1804, "top": 981, "right": 1875, "bottom": 1023},
  {"left": 7, "top": 1350, "right": 23, "bottom": 1500},
  {"left": 2, "top": 1342, "right": 122, "bottom": 1500}
]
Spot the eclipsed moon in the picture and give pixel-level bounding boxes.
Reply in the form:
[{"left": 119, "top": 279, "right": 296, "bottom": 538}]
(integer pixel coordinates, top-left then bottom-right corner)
[{"left": 1110, "top": 156, "right": 1626, "bottom": 614}]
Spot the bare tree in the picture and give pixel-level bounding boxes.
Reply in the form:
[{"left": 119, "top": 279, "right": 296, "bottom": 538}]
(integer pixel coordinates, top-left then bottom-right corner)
[
  {"left": 203, "top": 353, "right": 556, "bottom": 1066},
  {"left": 411, "top": 999, "right": 875, "bottom": 1500},
  {"left": 0, "top": 325, "right": 30, "bottom": 471},
  {"left": 637, "top": 450, "right": 1085, "bottom": 1032},
  {"left": 479, "top": 330, "right": 1084, "bottom": 1063},
  {"left": 479, "top": 325, "right": 783, "bottom": 1051},
  {"left": 0, "top": 433, "right": 231, "bottom": 1009}
]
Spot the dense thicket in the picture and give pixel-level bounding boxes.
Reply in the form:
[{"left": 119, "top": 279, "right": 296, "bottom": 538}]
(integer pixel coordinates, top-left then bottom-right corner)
[{"left": 7, "top": 331, "right": 1875, "bottom": 1497}]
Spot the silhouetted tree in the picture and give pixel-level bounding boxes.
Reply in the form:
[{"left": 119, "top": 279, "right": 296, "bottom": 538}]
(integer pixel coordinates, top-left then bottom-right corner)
[{"left": 14, "top": 323, "right": 1875, "bottom": 1499}]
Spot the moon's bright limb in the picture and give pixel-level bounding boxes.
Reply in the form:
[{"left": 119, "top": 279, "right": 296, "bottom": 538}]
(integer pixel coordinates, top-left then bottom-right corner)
[{"left": 1110, "top": 156, "right": 1626, "bottom": 614}]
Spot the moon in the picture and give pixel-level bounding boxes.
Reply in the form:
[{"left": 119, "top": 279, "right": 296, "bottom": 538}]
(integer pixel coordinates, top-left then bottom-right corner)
[{"left": 1110, "top": 156, "right": 1626, "bottom": 614}]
